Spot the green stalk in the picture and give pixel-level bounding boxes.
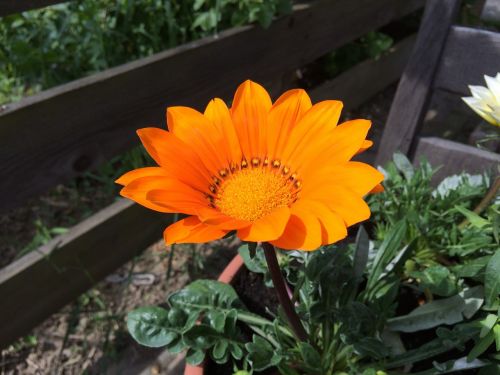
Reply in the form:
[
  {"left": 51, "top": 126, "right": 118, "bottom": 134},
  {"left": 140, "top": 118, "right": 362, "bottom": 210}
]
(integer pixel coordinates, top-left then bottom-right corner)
[{"left": 262, "top": 242, "right": 308, "bottom": 342}]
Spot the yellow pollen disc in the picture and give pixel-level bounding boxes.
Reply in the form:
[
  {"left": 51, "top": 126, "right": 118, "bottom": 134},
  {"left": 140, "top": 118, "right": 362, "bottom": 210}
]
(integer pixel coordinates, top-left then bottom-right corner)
[{"left": 215, "top": 167, "right": 293, "bottom": 222}]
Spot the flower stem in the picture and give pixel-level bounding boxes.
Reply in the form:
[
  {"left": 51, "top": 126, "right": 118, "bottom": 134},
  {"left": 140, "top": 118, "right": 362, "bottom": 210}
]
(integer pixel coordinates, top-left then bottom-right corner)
[{"left": 262, "top": 242, "right": 308, "bottom": 342}]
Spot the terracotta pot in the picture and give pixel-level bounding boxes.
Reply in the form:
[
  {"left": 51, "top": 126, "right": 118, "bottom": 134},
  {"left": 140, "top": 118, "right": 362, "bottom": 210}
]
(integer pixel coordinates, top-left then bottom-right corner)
[{"left": 184, "top": 254, "right": 245, "bottom": 375}]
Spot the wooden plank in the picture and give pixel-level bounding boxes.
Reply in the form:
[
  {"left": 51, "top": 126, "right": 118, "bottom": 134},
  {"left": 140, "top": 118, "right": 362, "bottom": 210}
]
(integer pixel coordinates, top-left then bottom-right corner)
[
  {"left": 0, "top": 200, "right": 171, "bottom": 349},
  {"left": 413, "top": 137, "right": 500, "bottom": 182},
  {"left": 481, "top": 0, "right": 500, "bottom": 22},
  {"left": 375, "top": 0, "right": 460, "bottom": 166},
  {"left": 0, "top": 0, "right": 423, "bottom": 213},
  {"left": 434, "top": 26, "right": 500, "bottom": 96},
  {"left": 309, "top": 34, "right": 416, "bottom": 109},
  {"left": 0, "top": 0, "right": 67, "bottom": 16}
]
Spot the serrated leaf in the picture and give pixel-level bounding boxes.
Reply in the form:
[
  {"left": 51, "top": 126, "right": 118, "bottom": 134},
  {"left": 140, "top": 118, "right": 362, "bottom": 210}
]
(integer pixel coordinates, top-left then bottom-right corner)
[
  {"left": 485, "top": 250, "right": 500, "bottom": 307},
  {"left": 246, "top": 335, "right": 280, "bottom": 371},
  {"left": 168, "top": 279, "right": 242, "bottom": 313},
  {"left": 127, "top": 306, "right": 177, "bottom": 348},
  {"left": 238, "top": 244, "right": 267, "bottom": 274},
  {"left": 212, "top": 340, "right": 229, "bottom": 360},
  {"left": 186, "top": 348, "right": 205, "bottom": 365}
]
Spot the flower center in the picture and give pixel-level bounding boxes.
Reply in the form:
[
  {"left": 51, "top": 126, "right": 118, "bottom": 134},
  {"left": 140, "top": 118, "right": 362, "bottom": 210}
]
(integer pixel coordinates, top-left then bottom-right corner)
[{"left": 209, "top": 159, "right": 300, "bottom": 222}]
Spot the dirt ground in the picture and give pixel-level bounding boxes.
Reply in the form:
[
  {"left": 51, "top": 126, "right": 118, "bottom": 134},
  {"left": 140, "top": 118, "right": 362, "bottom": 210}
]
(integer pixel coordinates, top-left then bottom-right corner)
[{"left": 0, "top": 238, "right": 239, "bottom": 375}]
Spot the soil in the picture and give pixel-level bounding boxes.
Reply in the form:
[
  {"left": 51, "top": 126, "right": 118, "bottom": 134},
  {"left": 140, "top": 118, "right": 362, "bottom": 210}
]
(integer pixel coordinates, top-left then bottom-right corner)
[{"left": 0, "top": 238, "right": 239, "bottom": 375}]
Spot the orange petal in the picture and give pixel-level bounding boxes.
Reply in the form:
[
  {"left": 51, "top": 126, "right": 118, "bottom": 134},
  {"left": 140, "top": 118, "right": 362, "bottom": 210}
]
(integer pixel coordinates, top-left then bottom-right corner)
[
  {"left": 237, "top": 206, "right": 290, "bottom": 242},
  {"left": 370, "top": 184, "right": 385, "bottom": 194},
  {"left": 281, "top": 100, "right": 343, "bottom": 167},
  {"left": 163, "top": 216, "right": 228, "bottom": 245},
  {"left": 310, "top": 185, "right": 371, "bottom": 226},
  {"left": 166, "top": 106, "right": 226, "bottom": 172},
  {"left": 115, "top": 167, "right": 169, "bottom": 186},
  {"left": 267, "top": 89, "right": 312, "bottom": 161},
  {"left": 300, "top": 119, "right": 371, "bottom": 179},
  {"left": 196, "top": 207, "right": 251, "bottom": 230},
  {"left": 121, "top": 176, "right": 205, "bottom": 214},
  {"left": 146, "top": 187, "right": 207, "bottom": 215},
  {"left": 304, "top": 200, "right": 347, "bottom": 245},
  {"left": 356, "top": 139, "right": 373, "bottom": 155},
  {"left": 269, "top": 215, "right": 307, "bottom": 250},
  {"left": 289, "top": 202, "right": 322, "bottom": 251},
  {"left": 136, "top": 128, "right": 211, "bottom": 191},
  {"left": 230, "top": 80, "right": 272, "bottom": 159},
  {"left": 204, "top": 98, "right": 243, "bottom": 164},
  {"left": 304, "top": 162, "right": 384, "bottom": 197}
]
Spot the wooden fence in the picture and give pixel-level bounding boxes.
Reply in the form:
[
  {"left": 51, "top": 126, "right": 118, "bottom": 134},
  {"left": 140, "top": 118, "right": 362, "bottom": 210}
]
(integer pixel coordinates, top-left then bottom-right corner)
[{"left": 0, "top": 0, "right": 425, "bottom": 349}]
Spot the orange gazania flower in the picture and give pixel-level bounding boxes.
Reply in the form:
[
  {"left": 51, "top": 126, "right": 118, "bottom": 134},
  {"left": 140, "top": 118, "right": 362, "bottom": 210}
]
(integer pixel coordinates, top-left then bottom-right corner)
[{"left": 116, "top": 80, "right": 383, "bottom": 251}]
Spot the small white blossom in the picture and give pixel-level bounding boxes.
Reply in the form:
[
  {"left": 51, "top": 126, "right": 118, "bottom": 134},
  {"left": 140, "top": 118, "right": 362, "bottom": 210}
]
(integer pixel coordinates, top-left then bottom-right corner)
[{"left": 462, "top": 73, "right": 500, "bottom": 127}]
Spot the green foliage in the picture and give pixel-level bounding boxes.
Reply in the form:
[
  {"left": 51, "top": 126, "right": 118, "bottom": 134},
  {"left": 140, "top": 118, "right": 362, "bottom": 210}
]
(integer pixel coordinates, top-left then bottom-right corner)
[
  {"left": 322, "top": 31, "right": 394, "bottom": 78},
  {"left": 128, "top": 154, "right": 500, "bottom": 373},
  {"left": 0, "top": 0, "right": 292, "bottom": 105}
]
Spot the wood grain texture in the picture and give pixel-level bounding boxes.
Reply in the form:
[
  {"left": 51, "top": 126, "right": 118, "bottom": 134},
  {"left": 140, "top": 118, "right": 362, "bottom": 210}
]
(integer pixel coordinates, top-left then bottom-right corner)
[
  {"left": 0, "top": 199, "right": 171, "bottom": 349},
  {"left": 414, "top": 137, "right": 500, "bottom": 183},
  {"left": 481, "top": 0, "right": 500, "bottom": 22},
  {"left": 309, "top": 35, "right": 416, "bottom": 109},
  {"left": 434, "top": 26, "right": 500, "bottom": 96},
  {"left": 375, "top": 0, "right": 460, "bottom": 166},
  {"left": 0, "top": 0, "right": 67, "bottom": 16},
  {"left": 0, "top": 0, "right": 423, "bottom": 212}
]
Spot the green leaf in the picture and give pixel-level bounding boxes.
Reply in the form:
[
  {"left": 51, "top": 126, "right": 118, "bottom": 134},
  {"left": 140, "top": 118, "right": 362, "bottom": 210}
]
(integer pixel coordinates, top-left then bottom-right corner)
[
  {"left": 367, "top": 220, "right": 407, "bottom": 291},
  {"left": 186, "top": 348, "right": 205, "bottom": 365},
  {"left": 412, "top": 265, "right": 458, "bottom": 297},
  {"left": 468, "top": 330, "right": 495, "bottom": 362},
  {"left": 387, "top": 294, "right": 465, "bottom": 332},
  {"left": 452, "top": 256, "right": 491, "bottom": 279},
  {"left": 493, "top": 324, "right": 500, "bottom": 351},
  {"left": 353, "top": 225, "right": 369, "bottom": 279},
  {"left": 238, "top": 244, "right": 267, "bottom": 274},
  {"left": 460, "top": 286, "right": 484, "bottom": 319},
  {"left": 393, "top": 152, "right": 414, "bottom": 181},
  {"left": 168, "top": 279, "right": 242, "bottom": 314},
  {"left": 455, "top": 206, "right": 490, "bottom": 229},
  {"left": 127, "top": 306, "right": 177, "bottom": 348},
  {"left": 298, "top": 342, "right": 322, "bottom": 371},
  {"left": 212, "top": 340, "right": 229, "bottom": 360},
  {"left": 429, "top": 356, "right": 488, "bottom": 374},
  {"left": 245, "top": 335, "right": 280, "bottom": 371},
  {"left": 485, "top": 250, "right": 500, "bottom": 307},
  {"left": 353, "top": 337, "right": 389, "bottom": 360},
  {"left": 480, "top": 314, "right": 498, "bottom": 338}
]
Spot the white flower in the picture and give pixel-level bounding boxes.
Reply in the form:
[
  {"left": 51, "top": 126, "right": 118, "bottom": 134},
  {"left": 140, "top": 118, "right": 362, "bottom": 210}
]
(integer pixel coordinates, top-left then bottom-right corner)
[{"left": 462, "top": 73, "right": 500, "bottom": 127}]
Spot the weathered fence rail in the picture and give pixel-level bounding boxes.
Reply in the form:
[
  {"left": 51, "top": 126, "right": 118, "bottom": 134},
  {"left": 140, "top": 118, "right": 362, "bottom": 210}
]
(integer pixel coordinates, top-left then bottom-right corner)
[
  {"left": 0, "top": 0, "right": 423, "bottom": 213},
  {"left": 0, "top": 0, "right": 423, "bottom": 349},
  {"left": 0, "top": 0, "right": 67, "bottom": 16}
]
